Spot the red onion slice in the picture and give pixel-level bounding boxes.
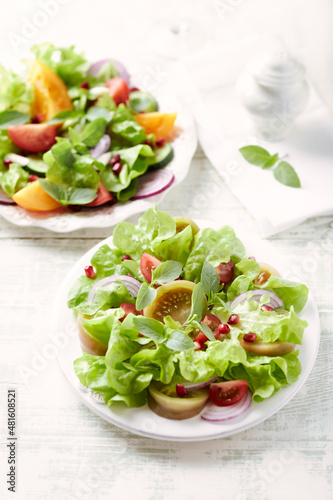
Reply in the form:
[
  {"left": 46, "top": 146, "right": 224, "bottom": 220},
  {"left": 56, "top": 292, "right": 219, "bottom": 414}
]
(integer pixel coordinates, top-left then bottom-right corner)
[
  {"left": 89, "top": 59, "right": 130, "bottom": 84},
  {"left": 90, "top": 135, "right": 111, "bottom": 159},
  {"left": 88, "top": 275, "right": 141, "bottom": 302},
  {"left": 183, "top": 376, "right": 217, "bottom": 391},
  {"left": 201, "top": 390, "right": 252, "bottom": 423},
  {"left": 230, "top": 290, "right": 284, "bottom": 310},
  {"left": 0, "top": 189, "right": 15, "bottom": 205},
  {"left": 5, "top": 153, "right": 29, "bottom": 167},
  {"left": 131, "top": 170, "right": 175, "bottom": 200}
]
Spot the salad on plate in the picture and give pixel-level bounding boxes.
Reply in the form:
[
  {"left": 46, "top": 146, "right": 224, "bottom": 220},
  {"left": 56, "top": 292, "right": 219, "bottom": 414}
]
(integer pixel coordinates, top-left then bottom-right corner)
[
  {"left": 0, "top": 44, "right": 177, "bottom": 212},
  {"left": 68, "top": 207, "right": 309, "bottom": 423}
]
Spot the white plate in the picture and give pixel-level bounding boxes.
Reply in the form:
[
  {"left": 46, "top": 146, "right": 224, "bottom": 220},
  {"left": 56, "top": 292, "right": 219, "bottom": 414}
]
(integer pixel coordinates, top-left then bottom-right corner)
[
  {"left": 0, "top": 91, "right": 197, "bottom": 232},
  {"left": 52, "top": 219, "right": 320, "bottom": 441}
]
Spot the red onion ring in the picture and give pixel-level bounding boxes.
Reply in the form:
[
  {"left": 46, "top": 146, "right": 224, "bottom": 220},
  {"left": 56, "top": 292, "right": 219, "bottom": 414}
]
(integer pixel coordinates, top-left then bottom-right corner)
[
  {"left": 230, "top": 290, "right": 284, "bottom": 310},
  {"left": 183, "top": 376, "right": 217, "bottom": 391},
  {"left": 90, "top": 135, "right": 111, "bottom": 159},
  {"left": 89, "top": 59, "right": 130, "bottom": 84},
  {"left": 88, "top": 275, "right": 141, "bottom": 302},
  {"left": 131, "top": 170, "right": 175, "bottom": 200},
  {"left": 0, "top": 189, "right": 15, "bottom": 205},
  {"left": 201, "top": 390, "right": 252, "bottom": 423}
]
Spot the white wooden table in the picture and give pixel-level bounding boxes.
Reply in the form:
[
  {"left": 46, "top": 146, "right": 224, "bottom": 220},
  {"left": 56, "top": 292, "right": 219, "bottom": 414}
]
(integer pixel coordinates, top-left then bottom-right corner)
[{"left": 0, "top": 146, "right": 332, "bottom": 500}]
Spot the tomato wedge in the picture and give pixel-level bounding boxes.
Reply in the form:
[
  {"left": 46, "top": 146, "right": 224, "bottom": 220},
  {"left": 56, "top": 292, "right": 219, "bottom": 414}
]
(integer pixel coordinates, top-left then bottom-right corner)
[
  {"left": 140, "top": 252, "right": 162, "bottom": 283},
  {"left": 105, "top": 77, "right": 130, "bottom": 105},
  {"left": 85, "top": 181, "right": 113, "bottom": 207},
  {"left": 209, "top": 380, "right": 248, "bottom": 407},
  {"left": 194, "top": 313, "right": 222, "bottom": 343},
  {"left": 119, "top": 303, "right": 142, "bottom": 322}
]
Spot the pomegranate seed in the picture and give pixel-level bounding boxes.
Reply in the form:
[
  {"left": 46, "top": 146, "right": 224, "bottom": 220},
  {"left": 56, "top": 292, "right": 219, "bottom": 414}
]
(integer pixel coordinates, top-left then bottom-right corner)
[
  {"left": 176, "top": 384, "right": 188, "bottom": 398},
  {"left": 127, "top": 273, "right": 132, "bottom": 277},
  {"left": 84, "top": 265, "right": 95, "bottom": 279},
  {"left": 112, "top": 162, "right": 122, "bottom": 176},
  {"left": 217, "top": 323, "right": 230, "bottom": 335},
  {"left": 145, "top": 139, "right": 154, "bottom": 148},
  {"left": 156, "top": 138, "right": 165, "bottom": 148},
  {"left": 110, "top": 154, "right": 121, "bottom": 167},
  {"left": 31, "top": 113, "right": 44, "bottom": 123},
  {"left": 228, "top": 314, "right": 240, "bottom": 326},
  {"left": 28, "top": 174, "right": 39, "bottom": 182},
  {"left": 243, "top": 333, "right": 257, "bottom": 342},
  {"left": 3, "top": 158, "right": 12, "bottom": 168},
  {"left": 248, "top": 256, "right": 256, "bottom": 261},
  {"left": 80, "top": 82, "right": 90, "bottom": 89},
  {"left": 122, "top": 254, "right": 131, "bottom": 261},
  {"left": 194, "top": 340, "right": 204, "bottom": 351},
  {"left": 261, "top": 305, "right": 273, "bottom": 312},
  {"left": 130, "top": 87, "right": 140, "bottom": 92}
]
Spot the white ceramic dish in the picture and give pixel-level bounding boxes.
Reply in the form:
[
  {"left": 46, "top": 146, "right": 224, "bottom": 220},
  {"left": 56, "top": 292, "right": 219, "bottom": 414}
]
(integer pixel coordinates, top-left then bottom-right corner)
[
  {"left": 0, "top": 91, "right": 197, "bottom": 232},
  {"left": 52, "top": 219, "right": 320, "bottom": 441}
]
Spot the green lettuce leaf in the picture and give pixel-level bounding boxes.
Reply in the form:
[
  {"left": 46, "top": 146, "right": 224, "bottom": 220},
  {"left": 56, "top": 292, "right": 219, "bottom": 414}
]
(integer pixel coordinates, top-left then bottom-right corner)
[
  {"left": 0, "top": 65, "right": 34, "bottom": 113},
  {"left": 259, "top": 275, "right": 309, "bottom": 313},
  {"left": 0, "top": 163, "right": 29, "bottom": 196}
]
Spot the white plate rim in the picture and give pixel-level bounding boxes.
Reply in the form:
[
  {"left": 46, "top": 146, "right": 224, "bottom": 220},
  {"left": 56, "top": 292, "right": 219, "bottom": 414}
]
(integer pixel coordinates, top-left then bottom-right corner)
[{"left": 52, "top": 218, "right": 321, "bottom": 441}]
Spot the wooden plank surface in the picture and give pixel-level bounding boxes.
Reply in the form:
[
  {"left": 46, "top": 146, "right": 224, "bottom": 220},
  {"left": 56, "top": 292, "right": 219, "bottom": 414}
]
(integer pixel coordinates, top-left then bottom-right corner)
[{"left": 0, "top": 147, "right": 332, "bottom": 500}]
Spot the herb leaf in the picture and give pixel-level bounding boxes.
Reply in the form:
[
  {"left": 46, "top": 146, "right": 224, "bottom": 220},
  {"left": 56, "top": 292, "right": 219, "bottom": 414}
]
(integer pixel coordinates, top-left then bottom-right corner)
[
  {"left": 201, "top": 261, "right": 219, "bottom": 299},
  {"left": 80, "top": 118, "right": 107, "bottom": 147},
  {"left": 239, "top": 146, "right": 277, "bottom": 168},
  {"left": 151, "top": 260, "right": 182, "bottom": 285},
  {"left": 132, "top": 317, "right": 165, "bottom": 343},
  {"left": 136, "top": 282, "right": 157, "bottom": 311},
  {"left": 165, "top": 330, "right": 194, "bottom": 351},
  {"left": 273, "top": 161, "right": 301, "bottom": 188},
  {"left": 187, "top": 283, "right": 205, "bottom": 323},
  {"left": 0, "top": 110, "right": 30, "bottom": 129}
]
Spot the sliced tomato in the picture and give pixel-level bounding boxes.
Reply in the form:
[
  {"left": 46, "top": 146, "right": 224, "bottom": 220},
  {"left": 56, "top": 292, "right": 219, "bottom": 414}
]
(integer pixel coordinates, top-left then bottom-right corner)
[
  {"left": 209, "top": 380, "right": 248, "bottom": 407},
  {"left": 105, "top": 77, "right": 130, "bottom": 105},
  {"left": 215, "top": 260, "right": 234, "bottom": 285},
  {"left": 8, "top": 124, "right": 57, "bottom": 153},
  {"left": 140, "top": 252, "right": 162, "bottom": 283},
  {"left": 85, "top": 181, "right": 113, "bottom": 207},
  {"left": 119, "top": 303, "right": 142, "bottom": 322}
]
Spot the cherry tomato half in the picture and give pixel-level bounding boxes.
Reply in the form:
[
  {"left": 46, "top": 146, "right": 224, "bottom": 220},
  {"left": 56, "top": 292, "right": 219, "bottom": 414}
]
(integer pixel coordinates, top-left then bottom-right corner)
[
  {"left": 119, "top": 303, "right": 142, "bottom": 322},
  {"left": 140, "top": 252, "right": 163, "bottom": 283},
  {"left": 209, "top": 380, "right": 248, "bottom": 407}
]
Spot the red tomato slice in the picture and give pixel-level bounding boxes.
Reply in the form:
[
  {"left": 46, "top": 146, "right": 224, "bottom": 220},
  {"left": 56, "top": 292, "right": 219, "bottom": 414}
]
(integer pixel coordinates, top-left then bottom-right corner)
[
  {"left": 140, "top": 252, "right": 163, "bottom": 283},
  {"left": 209, "top": 380, "right": 248, "bottom": 407},
  {"left": 194, "top": 313, "right": 222, "bottom": 343},
  {"left": 215, "top": 260, "right": 234, "bottom": 285},
  {"left": 8, "top": 124, "right": 57, "bottom": 153},
  {"left": 85, "top": 181, "right": 113, "bottom": 207},
  {"left": 105, "top": 77, "right": 130, "bottom": 105},
  {"left": 119, "top": 303, "right": 142, "bottom": 322}
]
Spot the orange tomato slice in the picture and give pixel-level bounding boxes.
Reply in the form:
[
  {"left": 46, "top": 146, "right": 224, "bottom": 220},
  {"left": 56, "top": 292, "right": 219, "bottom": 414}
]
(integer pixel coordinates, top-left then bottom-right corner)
[
  {"left": 30, "top": 60, "right": 73, "bottom": 121},
  {"left": 134, "top": 112, "right": 177, "bottom": 138},
  {"left": 12, "top": 181, "right": 62, "bottom": 212}
]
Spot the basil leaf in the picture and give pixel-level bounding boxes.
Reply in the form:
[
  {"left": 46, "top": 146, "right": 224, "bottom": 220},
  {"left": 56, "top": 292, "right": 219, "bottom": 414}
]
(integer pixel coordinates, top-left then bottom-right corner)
[
  {"left": 48, "top": 110, "right": 84, "bottom": 125},
  {"left": 273, "top": 161, "right": 301, "bottom": 188},
  {"left": 132, "top": 317, "right": 165, "bottom": 343},
  {"left": 51, "top": 140, "right": 75, "bottom": 167},
  {"left": 0, "top": 110, "right": 30, "bottom": 129},
  {"left": 165, "top": 330, "right": 194, "bottom": 351},
  {"left": 187, "top": 283, "right": 205, "bottom": 322},
  {"left": 239, "top": 146, "right": 277, "bottom": 168},
  {"left": 81, "top": 118, "right": 107, "bottom": 147},
  {"left": 201, "top": 261, "right": 219, "bottom": 298},
  {"left": 86, "top": 106, "right": 113, "bottom": 123},
  {"left": 136, "top": 283, "right": 157, "bottom": 311},
  {"left": 38, "top": 179, "right": 66, "bottom": 204},
  {"left": 69, "top": 127, "right": 81, "bottom": 146},
  {"left": 199, "top": 323, "right": 215, "bottom": 342},
  {"left": 123, "top": 260, "right": 145, "bottom": 281},
  {"left": 151, "top": 260, "right": 182, "bottom": 285}
]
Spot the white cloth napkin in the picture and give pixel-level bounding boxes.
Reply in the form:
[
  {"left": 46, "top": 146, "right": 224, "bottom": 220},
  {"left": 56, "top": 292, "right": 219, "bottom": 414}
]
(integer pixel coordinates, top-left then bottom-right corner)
[{"left": 182, "top": 37, "right": 333, "bottom": 237}]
